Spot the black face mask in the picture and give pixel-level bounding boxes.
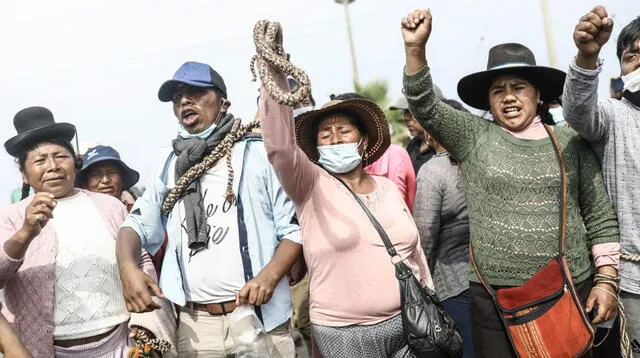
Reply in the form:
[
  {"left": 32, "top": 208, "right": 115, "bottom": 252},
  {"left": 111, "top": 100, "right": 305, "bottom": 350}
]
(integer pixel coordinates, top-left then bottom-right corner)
[{"left": 623, "top": 90, "right": 640, "bottom": 108}]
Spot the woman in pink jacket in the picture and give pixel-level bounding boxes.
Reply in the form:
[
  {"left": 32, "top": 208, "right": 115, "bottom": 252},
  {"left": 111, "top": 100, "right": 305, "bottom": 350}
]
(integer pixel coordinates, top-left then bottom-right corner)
[{"left": 0, "top": 107, "right": 175, "bottom": 357}]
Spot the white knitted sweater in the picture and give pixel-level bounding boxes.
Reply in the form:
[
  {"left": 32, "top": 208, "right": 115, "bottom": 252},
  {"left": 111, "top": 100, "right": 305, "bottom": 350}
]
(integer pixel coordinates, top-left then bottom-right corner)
[{"left": 51, "top": 191, "right": 129, "bottom": 339}]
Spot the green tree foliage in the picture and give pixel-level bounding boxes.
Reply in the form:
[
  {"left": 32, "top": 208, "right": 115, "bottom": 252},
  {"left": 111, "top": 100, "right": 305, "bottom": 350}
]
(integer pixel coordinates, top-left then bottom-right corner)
[{"left": 354, "top": 79, "right": 409, "bottom": 146}]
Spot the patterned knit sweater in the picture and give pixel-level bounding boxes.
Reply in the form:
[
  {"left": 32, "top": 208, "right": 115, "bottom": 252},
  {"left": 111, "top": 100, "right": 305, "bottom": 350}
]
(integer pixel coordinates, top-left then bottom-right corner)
[{"left": 404, "top": 64, "right": 620, "bottom": 286}]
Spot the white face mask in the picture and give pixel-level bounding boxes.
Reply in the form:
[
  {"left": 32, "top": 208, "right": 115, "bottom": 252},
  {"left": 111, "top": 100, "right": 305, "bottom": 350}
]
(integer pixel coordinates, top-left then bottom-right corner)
[
  {"left": 177, "top": 99, "right": 228, "bottom": 139},
  {"left": 317, "top": 139, "right": 363, "bottom": 174},
  {"left": 622, "top": 66, "right": 640, "bottom": 93},
  {"left": 178, "top": 122, "right": 216, "bottom": 139},
  {"left": 293, "top": 106, "right": 314, "bottom": 118},
  {"left": 548, "top": 106, "right": 565, "bottom": 127}
]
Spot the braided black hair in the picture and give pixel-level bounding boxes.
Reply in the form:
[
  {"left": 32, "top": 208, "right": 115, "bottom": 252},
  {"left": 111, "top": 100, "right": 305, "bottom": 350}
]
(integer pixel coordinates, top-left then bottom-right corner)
[{"left": 537, "top": 102, "right": 555, "bottom": 125}]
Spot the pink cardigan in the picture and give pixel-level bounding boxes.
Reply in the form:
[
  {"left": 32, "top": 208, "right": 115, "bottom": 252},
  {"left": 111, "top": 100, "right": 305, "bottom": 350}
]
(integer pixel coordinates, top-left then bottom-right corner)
[
  {"left": 365, "top": 144, "right": 416, "bottom": 212},
  {"left": 0, "top": 189, "right": 175, "bottom": 357}
]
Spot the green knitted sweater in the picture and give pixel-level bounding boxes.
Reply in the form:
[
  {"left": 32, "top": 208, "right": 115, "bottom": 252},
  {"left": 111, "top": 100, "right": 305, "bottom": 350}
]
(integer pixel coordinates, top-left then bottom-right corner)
[{"left": 403, "top": 65, "right": 620, "bottom": 286}]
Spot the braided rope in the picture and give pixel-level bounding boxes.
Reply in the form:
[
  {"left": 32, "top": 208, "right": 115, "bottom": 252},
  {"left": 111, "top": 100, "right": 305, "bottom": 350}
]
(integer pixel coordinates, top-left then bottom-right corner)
[
  {"left": 619, "top": 250, "right": 640, "bottom": 356},
  {"left": 161, "top": 118, "right": 259, "bottom": 215},
  {"left": 591, "top": 274, "right": 633, "bottom": 357},
  {"left": 621, "top": 251, "right": 640, "bottom": 262},
  {"left": 618, "top": 297, "right": 634, "bottom": 358},
  {"left": 128, "top": 328, "right": 171, "bottom": 357},
  {"left": 250, "top": 20, "right": 311, "bottom": 106},
  {"left": 618, "top": 251, "right": 640, "bottom": 356},
  {"left": 162, "top": 21, "right": 308, "bottom": 216}
]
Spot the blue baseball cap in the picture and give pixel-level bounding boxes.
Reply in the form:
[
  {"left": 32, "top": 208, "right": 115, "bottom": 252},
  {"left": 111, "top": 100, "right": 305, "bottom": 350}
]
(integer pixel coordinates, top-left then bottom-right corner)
[
  {"left": 158, "top": 61, "right": 228, "bottom": 102},
  {"left": 79, "top": 145, "right": 140, "bottom": 190}
]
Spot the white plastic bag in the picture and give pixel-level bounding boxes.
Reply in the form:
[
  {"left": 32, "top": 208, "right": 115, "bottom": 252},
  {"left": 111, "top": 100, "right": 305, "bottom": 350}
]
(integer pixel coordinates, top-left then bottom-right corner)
[{"left": 229, "top": 305, "right": 270, "bottom": 358}]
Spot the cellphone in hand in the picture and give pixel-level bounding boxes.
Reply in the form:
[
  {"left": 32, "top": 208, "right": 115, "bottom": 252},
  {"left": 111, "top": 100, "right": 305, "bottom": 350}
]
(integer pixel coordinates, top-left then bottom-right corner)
[{"left": 589, "top": 303, "right": 616, "bottom": 329}]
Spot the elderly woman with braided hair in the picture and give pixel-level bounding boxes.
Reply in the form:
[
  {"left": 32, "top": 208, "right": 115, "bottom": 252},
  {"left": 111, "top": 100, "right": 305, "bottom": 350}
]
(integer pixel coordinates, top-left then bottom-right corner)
[
  {"left": 253, "top": 27, "right": 433, "bottom": 358},
  {"left": 116, "top": 61, "right": 303, "bottom": 357},
  {"left": 0, "top": 107, "right": 175, "bottom": 357}
]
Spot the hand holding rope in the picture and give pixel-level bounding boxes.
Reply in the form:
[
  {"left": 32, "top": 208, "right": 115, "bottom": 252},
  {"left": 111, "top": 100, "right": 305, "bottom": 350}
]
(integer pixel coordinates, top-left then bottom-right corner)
[{"left": 250, "top": 20, "right": 311, "bottom": 106}]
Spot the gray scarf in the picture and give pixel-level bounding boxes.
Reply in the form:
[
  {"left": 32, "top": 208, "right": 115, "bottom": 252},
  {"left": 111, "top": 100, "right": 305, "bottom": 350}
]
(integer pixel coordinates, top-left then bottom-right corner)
[{"left": 172, "top": 113, "right": 236, "bottom": 255}]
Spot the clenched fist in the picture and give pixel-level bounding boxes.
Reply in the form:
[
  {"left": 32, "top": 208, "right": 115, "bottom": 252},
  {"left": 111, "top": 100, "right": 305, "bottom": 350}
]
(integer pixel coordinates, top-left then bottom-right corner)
[
  {"left": 574, "top": 5, "right": 614, "bottom": 67},
  {"left": 401, "top": 9, "right": 432, "bottom": 49},
  {"left": 21, "top": 192, "right": 56, "bottom": 240}
]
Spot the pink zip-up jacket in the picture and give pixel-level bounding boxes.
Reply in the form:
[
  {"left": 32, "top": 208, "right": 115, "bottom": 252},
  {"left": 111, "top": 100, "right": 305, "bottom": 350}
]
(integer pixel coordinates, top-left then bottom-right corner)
[
  {"left": 0, "top": 189, "right": 176, "bottom": 357},
  {"left": 365, "top": 144, "right": 416, "bottom": 212}
]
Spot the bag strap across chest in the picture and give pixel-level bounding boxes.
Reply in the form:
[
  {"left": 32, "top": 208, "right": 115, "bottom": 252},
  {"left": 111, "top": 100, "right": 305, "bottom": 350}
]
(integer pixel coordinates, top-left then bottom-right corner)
[{"left": 470, "top": 124, "right": 568, "bottom": 292}]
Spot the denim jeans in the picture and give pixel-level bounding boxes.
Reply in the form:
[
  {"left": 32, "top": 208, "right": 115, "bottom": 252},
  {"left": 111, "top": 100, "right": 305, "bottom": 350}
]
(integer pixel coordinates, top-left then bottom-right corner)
[{"left": 441, "top": 289, "right": 474, "bottom": 358}]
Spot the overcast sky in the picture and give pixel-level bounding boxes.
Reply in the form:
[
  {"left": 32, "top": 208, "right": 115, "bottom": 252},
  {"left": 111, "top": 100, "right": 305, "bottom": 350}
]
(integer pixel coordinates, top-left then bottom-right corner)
[{"left": 1, "top": 0, "right": 638, "bottom": 202}]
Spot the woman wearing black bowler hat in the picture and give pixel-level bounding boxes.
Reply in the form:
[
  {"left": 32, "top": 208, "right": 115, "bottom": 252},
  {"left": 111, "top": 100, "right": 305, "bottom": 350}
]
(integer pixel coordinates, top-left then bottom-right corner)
[
  {"left": 0, "top": 107, "right": 175, "bottom": 357},
  {"left": 401, "top": 9, "right": 621, "bottom": 358}
]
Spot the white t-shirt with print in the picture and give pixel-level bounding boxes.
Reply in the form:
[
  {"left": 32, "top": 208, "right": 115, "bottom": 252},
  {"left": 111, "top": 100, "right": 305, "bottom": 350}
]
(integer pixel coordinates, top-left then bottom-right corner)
[{"left": 180, "top": 158, "right": 246, "bottom": 303}]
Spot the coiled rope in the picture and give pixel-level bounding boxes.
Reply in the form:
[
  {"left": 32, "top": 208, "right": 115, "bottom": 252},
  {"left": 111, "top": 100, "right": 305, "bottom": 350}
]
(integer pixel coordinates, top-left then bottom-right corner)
[
  {"left": 162, "top": 20, "right": 310, "bottom": 215},
  {"left": 250, "top": 20, "right": 311, "bottom": 106},
  {"left": 162, "top": 119, "right": 257, "bottom": 215}
]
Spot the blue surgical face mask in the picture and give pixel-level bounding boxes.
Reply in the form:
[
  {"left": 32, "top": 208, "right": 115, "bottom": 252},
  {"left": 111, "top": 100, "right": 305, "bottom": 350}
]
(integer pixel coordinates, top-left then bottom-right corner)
[
  {"left": 178, "top": 122, "right": 216, "bottom": 139},
  {"left": 293, "top": 106, "right": 314, "bottom": 118},
  {"left": 317, "top": 139, "right": 363, "bottom": 174}
]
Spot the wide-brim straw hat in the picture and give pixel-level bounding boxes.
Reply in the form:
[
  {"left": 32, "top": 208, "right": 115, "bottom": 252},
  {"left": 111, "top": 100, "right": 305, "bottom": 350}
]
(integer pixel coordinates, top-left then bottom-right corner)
[
  {"left": 295, "top": 98, "right": 390, "bottom": 165},
  {"left": 457, "top": 43, "right": 566, "bottom": 110}
]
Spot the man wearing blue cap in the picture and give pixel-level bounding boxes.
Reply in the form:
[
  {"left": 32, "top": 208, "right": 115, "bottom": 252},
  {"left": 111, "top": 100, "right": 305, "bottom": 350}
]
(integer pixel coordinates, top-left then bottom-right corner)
[{"left": 115, "top": 61, "right": 301, "bottom": 357}]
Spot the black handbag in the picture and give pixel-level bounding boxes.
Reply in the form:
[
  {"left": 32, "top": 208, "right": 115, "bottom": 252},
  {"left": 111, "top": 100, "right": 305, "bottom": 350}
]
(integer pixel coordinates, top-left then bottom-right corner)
[{"left": 335, "top": 177, "right": 464, "bottom": 358}]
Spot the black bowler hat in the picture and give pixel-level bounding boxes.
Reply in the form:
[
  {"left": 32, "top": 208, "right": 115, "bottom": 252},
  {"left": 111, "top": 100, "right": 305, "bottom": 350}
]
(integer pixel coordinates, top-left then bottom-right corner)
[
  {"left": 4, "top": 106, "right": 76, "bottom": 157},
  {"left": 457, "top": 43, "right": 566, "bottom": 110}
]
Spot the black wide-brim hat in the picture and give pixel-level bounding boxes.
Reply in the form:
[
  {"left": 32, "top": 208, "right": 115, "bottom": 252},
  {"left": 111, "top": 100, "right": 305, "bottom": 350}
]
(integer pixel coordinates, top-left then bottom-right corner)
[
  {"left": 295, "top": 99, "right": 391, "bottom": 164},
  {"left": 4, "top": 106, "right": 76, "bottom": 157},
  {"left": 457, "top": 43, "right": 566, "bottom": 110}
]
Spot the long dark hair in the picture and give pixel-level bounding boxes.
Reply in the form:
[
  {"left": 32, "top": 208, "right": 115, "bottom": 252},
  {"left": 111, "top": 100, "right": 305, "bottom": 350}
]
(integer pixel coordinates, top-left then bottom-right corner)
[{"left": 16, "top": 138, "right": 77, "bottom": 200}]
